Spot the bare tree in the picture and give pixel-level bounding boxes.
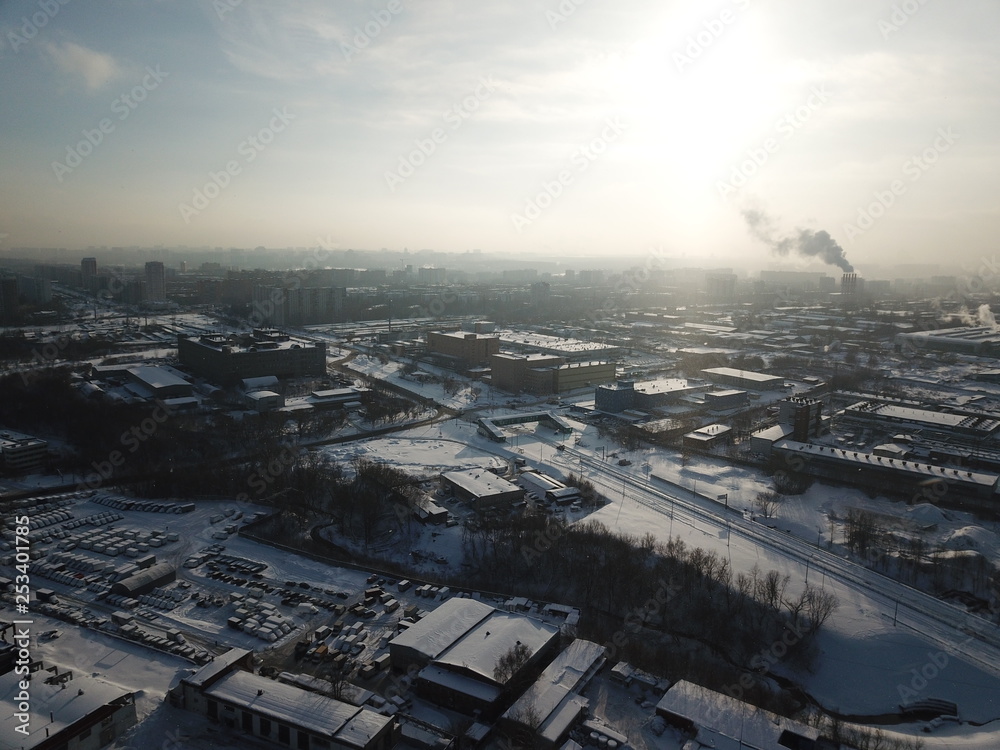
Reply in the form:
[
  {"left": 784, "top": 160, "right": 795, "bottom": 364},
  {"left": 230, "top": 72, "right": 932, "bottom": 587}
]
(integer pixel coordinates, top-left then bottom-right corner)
[
  {"left": 494, "top": 642, "right": 531, "bottom": 684},
  {"left": 754, "top": 491, "right": 782, "bottom": 519},
  {"left": 804, "top": 584, "right": 839, "bottom": 635}
]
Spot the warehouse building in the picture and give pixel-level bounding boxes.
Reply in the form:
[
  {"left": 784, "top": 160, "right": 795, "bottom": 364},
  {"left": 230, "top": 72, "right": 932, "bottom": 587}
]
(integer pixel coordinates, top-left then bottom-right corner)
[
  {"left": 109, "top": 562, "right": 176, "bottom": 597},
  {"left": 441, "top": 469, "right": 525, "bottom": 510},
  {"left": 701, "top": 367, "right": 784, "bottom": 391},
  {"left": 595, "top": 378, "right": 709, "bottom": 414},
  {"left": 771, "top": 439, "right": 999, "bottom": 506},
  {"left": 894, "top": 327, "right": 1000, "bottom": 357},
  {"left": 169, "top": 648, "right": 396, "bottom": 750},
  {"left": 427, "top": 331, "right": 500, "bottom": 367},
  {"left": 125, "top": 366, "right": 194, "bottom": 399},
  {"left": 178, "top": 329, "right": 326, "bottom": 384},
  {"left": 0, "top": 664, "right": 137, "bottom": 750},
  {"left": 839, "top": 400, "right": 1000, "bottom": 443},
  {"left": 491, "top": 353, "right": 615, "bottom": 394},
  {"left": 656, "top": 680, "right": 819, "bottom": 750},
  {"left": 499, "top": 639, "right": 606, "bottom": 749},
  {"left": 389, "top": 598, "right": 560, "bottom": 717}
]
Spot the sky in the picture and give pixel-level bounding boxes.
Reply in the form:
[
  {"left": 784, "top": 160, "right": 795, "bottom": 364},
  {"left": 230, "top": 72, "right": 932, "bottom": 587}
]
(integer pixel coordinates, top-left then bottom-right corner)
[{"left": 1, "top": 0, "right": 998, "bottom": 272}]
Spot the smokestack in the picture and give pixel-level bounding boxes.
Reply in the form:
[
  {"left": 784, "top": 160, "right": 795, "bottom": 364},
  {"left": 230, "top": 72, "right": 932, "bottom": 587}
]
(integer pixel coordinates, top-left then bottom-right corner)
[{"left": 743, "top": 208, "right": 854, "bottom": 272}]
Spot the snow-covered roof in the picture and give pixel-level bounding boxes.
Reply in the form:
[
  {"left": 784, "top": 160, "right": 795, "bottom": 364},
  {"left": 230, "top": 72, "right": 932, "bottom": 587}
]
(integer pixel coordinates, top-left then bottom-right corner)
[
  {"left": 0, "top": 667, "right": 134, "bottom": 750},
  {"left": 503, "top": 640, "right": 606, "bottom": 729},
  {"left": 203, "top": 670, "right": 391, "bottom": 746},
  {"left": 436, "top": 610, "right": 559, "bottom": 685},
  {"left": 391, "top": 598, "right": 494, "bottom": 663},
  {"left": 418, "top": 664, "right": 502, "bottom": 703},
  {"left": 443, "top": 469, "right": 521, "bottom": 498},
  {"left": 656, "top": 680, "right": 818, "bottom": 750}
]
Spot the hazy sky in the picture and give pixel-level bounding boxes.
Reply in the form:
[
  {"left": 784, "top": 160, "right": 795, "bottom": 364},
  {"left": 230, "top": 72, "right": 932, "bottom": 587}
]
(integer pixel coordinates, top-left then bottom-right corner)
[{"left": 1, "top": 0, "right": 998, "bottom": 272}]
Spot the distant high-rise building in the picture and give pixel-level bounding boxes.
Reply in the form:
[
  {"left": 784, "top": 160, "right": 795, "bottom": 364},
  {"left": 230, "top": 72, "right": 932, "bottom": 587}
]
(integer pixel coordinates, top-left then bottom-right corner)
[
  {"left": 81, "top": 257, "right": 97, "bottom": 292},
  {"left": 145, "top": 261, "right": 166, "bottom": 302},
  {"left": 0, "top": 276, "right": 20, "bottom": 324}
]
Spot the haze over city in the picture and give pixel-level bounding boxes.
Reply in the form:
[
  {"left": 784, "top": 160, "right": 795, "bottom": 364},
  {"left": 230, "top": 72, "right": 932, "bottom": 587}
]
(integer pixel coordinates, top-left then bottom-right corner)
[{"left": 2, "top": 0, "right": 999, "bottom": 269}]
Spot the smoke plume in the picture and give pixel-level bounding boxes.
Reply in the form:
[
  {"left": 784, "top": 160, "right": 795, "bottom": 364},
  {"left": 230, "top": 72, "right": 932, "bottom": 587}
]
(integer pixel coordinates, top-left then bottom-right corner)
[
  {"left": 979, "top": 303, "right": 996, "bottom": 328},
  {"left": 743, "top": 208, "right": 854, "bottom": 272}
]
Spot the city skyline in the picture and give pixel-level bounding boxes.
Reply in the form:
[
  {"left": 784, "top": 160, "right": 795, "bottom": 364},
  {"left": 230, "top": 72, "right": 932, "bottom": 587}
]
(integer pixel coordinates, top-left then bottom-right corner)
[{"left": 1, "top": 1, "right": 998, "bottom": 270}]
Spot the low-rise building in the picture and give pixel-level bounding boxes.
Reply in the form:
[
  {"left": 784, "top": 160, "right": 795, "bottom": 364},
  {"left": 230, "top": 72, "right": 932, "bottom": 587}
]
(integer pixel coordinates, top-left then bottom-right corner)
[
  {"left": 0, "top": 665, "right": 137, "bottom": 750},
  {"left": 441, "top": 469, "right": 524, "bottom": 510},
  {"left": 0, "top": 429, "right": 48, "bottom": 474},
  {"left": 178, "top": 329, "right": 326, "bottom": 384},
  {"left": 169, "top": 648, "right": 396, "bottom": 750}
]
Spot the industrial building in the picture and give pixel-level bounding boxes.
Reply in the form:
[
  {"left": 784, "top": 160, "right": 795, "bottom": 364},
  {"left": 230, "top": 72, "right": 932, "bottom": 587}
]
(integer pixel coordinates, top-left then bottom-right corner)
[
  {"left": 476, "top": 412, "right": 574, "bottom": 443},
  {"left": 178, "top": 329, "right": 327, "bottom": 384},
  {"left": 595, "top": 379, "right": 707, "bottom": 414},
  {"left": 0, "top": 429, "right": 48, "bottom": 474},
  {"left": 0, "top": 664, "right": 137, "bottom": 750},
  {"left": 389, "top": 598, "right": 560, "bottom": 717},
  {"left": 771, "top": 439, "right": 999, "bottom": 506},
  {"left": 125, "top": 366, "right": 194, "bottom": 399},
  {"left": 426, "top": 331, "right": 500, "bottom": 367},
  {"left": 894, "top": 327, "right": 1000, "bottom": 357},
  {"left": 109, "top": 562, "right": 176, "bottom": 597},
  {"left": 839, "top": 400, "right": 1000, "bottom": 443},
  {"left": 499, "top": 639, "right": 606, "bottom": 749},
  {"left": 169, "top": 648, "right": 397, "bottom": 750},
  {"left": 682, "top": 424, "right": 732, "bottom": 450},
  {"left": 701, "top": 367, "right": 784, "bottom": 391},
  {"left": 704, "top": 389, "right": 748, "bottom": 412},
  {"left": 441, "top": 468, "right": 525, "bottom": 510},
  {"left": 490, "top": 353, "right": 614, "bottom": 395},
  {"left": 656, "top": 680, "right": 819, "bottom": 750}
]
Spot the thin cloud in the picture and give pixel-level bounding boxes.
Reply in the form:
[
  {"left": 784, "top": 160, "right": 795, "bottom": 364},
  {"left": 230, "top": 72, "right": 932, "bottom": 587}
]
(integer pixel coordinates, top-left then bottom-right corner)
[{"left": 45, "top": 40, "right": 121, "bottom": 90}]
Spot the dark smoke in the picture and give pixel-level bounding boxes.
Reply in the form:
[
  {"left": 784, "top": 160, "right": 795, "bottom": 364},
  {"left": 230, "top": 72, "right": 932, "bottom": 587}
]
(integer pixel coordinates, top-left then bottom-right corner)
[{"left": 742, "top": 208, "right": 854, "bottom": 272}]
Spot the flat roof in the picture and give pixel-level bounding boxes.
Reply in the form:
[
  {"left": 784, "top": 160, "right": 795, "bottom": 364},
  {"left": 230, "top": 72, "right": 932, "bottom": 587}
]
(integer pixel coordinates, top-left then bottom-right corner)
[
  {"left": 701, "top": 367, "right": 782, "bottom": 384},
  {"left": 443, "top": 469, "right": 522, "bottom": 498}
]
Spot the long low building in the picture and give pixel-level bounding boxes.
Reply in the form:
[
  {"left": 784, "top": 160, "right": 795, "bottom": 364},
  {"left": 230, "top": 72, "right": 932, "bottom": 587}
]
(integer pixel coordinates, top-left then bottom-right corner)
[
  {"left": 499, "top": 639, "right": 607, "bottom": 749},
  {"left": 656, "top": 680, "right": 819, "bottom": 750},
  {"left": 441, "top": 469, "right": 525, "bottom": 510},
  {"left": 772, "top": 439, "right": 999, "bottom": 505},
  {"left": 701, "top": 366, "right": 784, "bottom": 391},
  {"left": 839, "top": 400, "right": 1000, "bottom": 442},
  {"left": 169, "top": 648, "right": 397, "bottom": 750}
]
